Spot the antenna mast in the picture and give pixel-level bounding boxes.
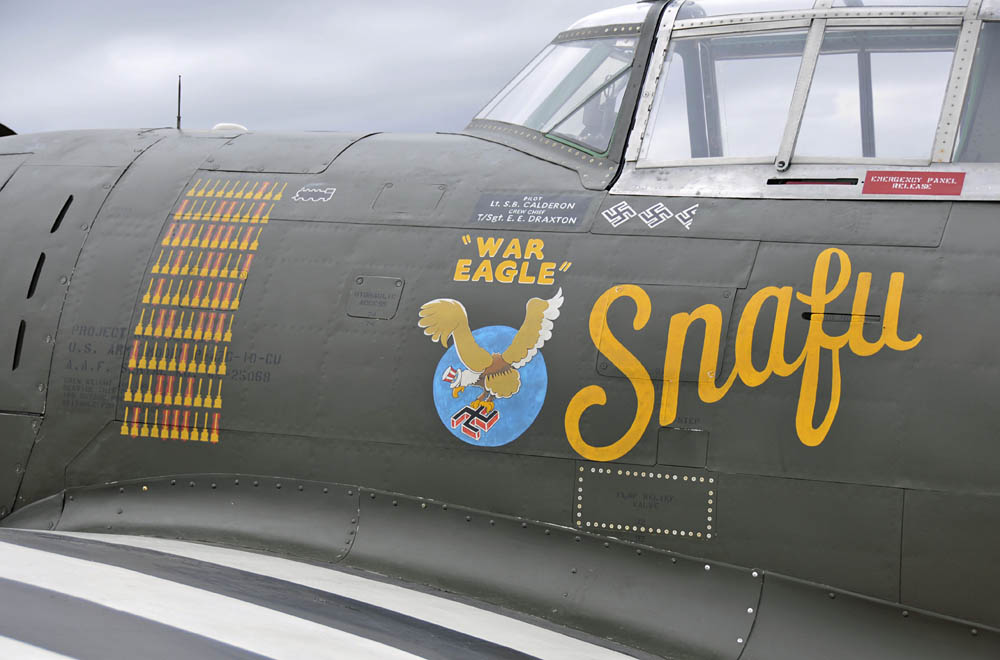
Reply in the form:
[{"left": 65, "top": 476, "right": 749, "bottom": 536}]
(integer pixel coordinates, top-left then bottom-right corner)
[{"left": 176, "top": 75, "right": 182, "bottom": 130}]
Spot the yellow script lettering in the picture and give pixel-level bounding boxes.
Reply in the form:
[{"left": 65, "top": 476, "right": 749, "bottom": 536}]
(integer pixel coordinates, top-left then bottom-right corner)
[
  {"left": 477, "top": 237, "right": 504, "bottom": 258},
  {"left": 472, "top": 260, "right": 494, "bottom": 283},
  {"left": 537, "top": 262, "right": 556, "bottom": 286},
  {"left": 525, "top": 239, "right": 545, "bottom": 261},
  {"left": 517, "top": 261, "right": 536, "bottom": 285},
  {"left": 453, "top": 258, "right": 472, "bottom": 282},
  {"left": 496, "top": 260, "right": 518, "bottom": 284},
  {"left": 502, "top": 239, "right": 522, "bottom": 260},
  {"left": 566, "top": 286, "right": 654, "bottom": 462},
  {"left": 567, "top": 249, "right": 922, "bottom": 460}
]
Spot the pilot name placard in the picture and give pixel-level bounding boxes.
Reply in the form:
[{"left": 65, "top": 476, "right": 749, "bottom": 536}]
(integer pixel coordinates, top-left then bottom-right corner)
[{"left": 473, "top": 192, "right": 593, "bottom": 229}]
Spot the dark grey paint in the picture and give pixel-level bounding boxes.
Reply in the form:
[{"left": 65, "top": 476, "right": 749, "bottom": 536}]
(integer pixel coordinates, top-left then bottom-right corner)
[
  {"left": 743, "top": 574, "right": 1000, "bottom": 660},
  {"left": 901, "top": 489, "right": 1000, "bottom": 626},
  {"left": 657, "top": 428, "right": 708, "bottom": 468},
  {"left": 0, "top": 414, "right": 35, "bottom": 517},
  {"left": 58, "top": 476, "right": 359, "bottom": 563},
  {"left": 0, "top": 164, "right": 123, "bottom": 412},
  {"left": 201, "top": 131, "right": 368, "bottom": 175},
  {"left": 0, "top": 576, "right": 264, "bottom": 660}
]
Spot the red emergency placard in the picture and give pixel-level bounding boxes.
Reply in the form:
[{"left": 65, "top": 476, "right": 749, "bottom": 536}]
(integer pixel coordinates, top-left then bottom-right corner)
[{"left": 863, "top": 171, "right": 966, "bottom": 195}]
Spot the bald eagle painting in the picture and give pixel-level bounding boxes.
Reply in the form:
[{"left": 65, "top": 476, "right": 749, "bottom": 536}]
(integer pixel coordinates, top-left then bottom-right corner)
[{"left": 418, "top": 289, "right": 564, "bottom": 415}]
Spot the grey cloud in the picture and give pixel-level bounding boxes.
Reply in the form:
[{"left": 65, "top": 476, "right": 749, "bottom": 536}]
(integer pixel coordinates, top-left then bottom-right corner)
[{"left": 1, "top": 0, "right": 631, "bottom": 135}]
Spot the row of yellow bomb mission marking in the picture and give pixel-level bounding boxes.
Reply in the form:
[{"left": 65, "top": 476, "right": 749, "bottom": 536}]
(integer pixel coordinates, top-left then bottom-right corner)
[
  {"left": 162, "top": 224, "right": 262, "bottom": 250},
  {"left": 121, "top": 407, "right": 219, "bottom": 443},
  {"left": 152, "top": 249, "right": 254, "bottom": 279},
  {"left": 140, "top": 278, "right": 243, "bottom": 311},
  {"left": 128, "top": 340, "right": 228, "bottom": 374},
  {"left": 174, "top": 199, "right": 274, "bottom": 223},
  {"left": 134, "top": 309, "right": 234, "bottom": 341},
  {"left": 124, "top": 374, "right": 222, "bottom": 408},
  {"left": 186, "top": 179, "right": 287, "bottom": 200},
  {"left": 565, "top": 249, "right": 922, "bottom": 461}
]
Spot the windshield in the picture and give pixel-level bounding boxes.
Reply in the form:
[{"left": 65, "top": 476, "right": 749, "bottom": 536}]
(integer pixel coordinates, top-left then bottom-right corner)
[{"left": 477, "top": 36, "right": 637, "bottom": 154}]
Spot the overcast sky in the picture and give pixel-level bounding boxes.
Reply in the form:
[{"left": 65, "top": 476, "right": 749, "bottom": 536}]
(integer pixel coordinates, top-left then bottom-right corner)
[{"left": 1, "top": 1, "right": 631, "bottom": 136}]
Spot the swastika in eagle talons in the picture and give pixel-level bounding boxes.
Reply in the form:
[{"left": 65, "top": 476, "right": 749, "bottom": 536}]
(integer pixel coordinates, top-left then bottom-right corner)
[{"left": 451, "top": 406, "right": 500, "bottom": 441}]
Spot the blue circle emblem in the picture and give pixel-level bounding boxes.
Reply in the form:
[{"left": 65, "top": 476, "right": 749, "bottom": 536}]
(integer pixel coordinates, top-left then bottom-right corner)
[{"left": 432, "top": 325, "right": 547, "bottom": 447}]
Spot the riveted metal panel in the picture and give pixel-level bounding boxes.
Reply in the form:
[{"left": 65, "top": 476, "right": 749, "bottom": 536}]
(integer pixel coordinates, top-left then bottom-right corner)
[
  {"left": 0, "top": 492, "right": 62, "bottom": 530},
  {"left": 672, "top": 5, "right": 966, "bottom": 29},
  {"left": 303, "top": 133, "right": 595, "bottom": 231},
  {"left": 613, "top": 161, "right": 1000, "bottom": 201},
  {"left": 705, "top": 210, "right": 1000, "bottom": 496},
  {"left": 570, "top": 233, "right": 758, "bottom": 288},
  {"left": 626, "top": 3, "right": 682, "bottom": 162},
  {"left": 0, "top": 414, "right": 36, "bottom": 518},
  {"left": 609, "top": 473, "right": 904, "bottom": 601},
  {"left": 201, "top": 132, "right": 368, "bottom": 174},
  {"left": 658, "top": 427, "right": 709, "bottom": 467},
  {"left": 0, "top": 129, "right": 167, "bottom": 167},
  {"left": 14, "top": 135, "right": 232, "bottom": 506},
  {"left": 743, "top": 574, "right": 1000, "bottom": 660},
  {"left": 373, "top": 182, "right": 446, "bottom": 213},
  {"left": 0, "top": 165, "right": 123, "bottom": 413},
  {"left": 348, "top": 490, "right": 760, "bottom": 660},
  {"left": 64, "top": 426, "right": 576, "bottom": 523},
  {"left": 714, "top": 474, "right": 903, "bottom": 600},
  {"left": 576, "top": 462, "right": 715, "bottom": 540},
  {"left": 345, "top": 275, "right": 404, "bottom": 320},
  {"left": 931, "top": 18, "right": 983, "bottom": 162},
  {"left": 902, "top": 489, "right": 1000, "bottom": 627},
  {"left": 56, "top": 474, "right": 360, "bottom": 563}
]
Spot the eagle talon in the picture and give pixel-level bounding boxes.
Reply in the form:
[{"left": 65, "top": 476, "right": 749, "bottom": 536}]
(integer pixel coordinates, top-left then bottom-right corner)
[{"left": 421, "top": 289, "right": 564, "bottom": 405}]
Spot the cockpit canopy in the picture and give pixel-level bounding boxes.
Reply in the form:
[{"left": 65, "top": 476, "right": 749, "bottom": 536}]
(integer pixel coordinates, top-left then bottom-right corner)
[
  {"left": 475, "top": 4, "right": 652, "bottom": 155},
  {"left": 477, "top": 36, "right": 636, "bottom": 154},
  {"left": 472, "top": 0, "right": 1000, "bottom": 196}
]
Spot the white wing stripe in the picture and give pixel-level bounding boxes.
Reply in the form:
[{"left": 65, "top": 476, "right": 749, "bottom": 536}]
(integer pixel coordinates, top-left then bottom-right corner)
[
  {"left": 56, "top": 532, "right": 634, "bottom": 660},
  {"left": 0, "top": 540, "right": 422, "bottom": 660}
]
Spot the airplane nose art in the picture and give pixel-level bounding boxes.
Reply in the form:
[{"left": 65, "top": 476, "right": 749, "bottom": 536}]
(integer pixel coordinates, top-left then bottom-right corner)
[{"left": 3, "top": 1, "right": 1000, "bottom": 658}]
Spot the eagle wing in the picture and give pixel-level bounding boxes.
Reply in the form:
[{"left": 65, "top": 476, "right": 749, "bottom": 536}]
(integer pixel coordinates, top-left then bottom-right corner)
[
  {"left": 501, "top": 287, "right": 564, "bottom": 369},
  {"left": 417, "top": 299, "right": 493, "bottom": 372}
]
